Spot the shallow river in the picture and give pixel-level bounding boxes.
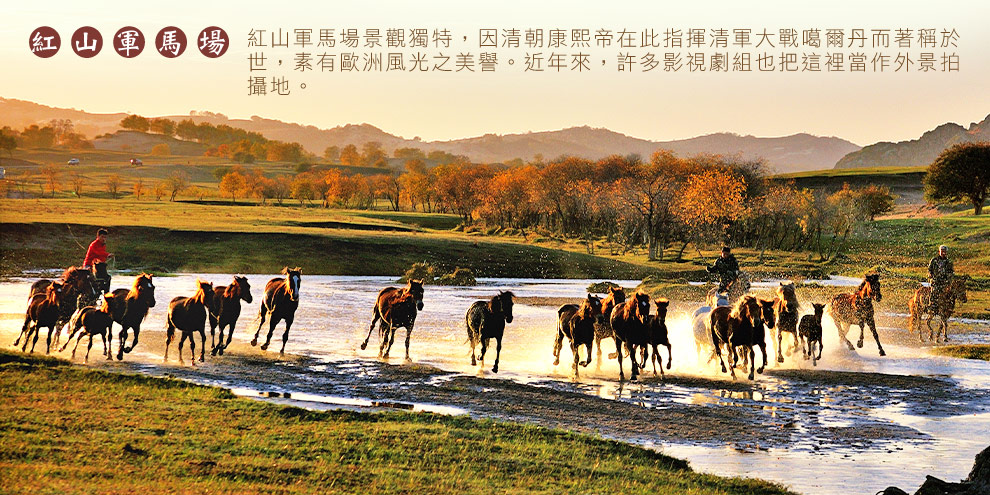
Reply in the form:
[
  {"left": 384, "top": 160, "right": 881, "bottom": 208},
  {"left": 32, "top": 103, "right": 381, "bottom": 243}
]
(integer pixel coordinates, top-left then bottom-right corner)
[{"left": 2, "top": 274, "right": 988, "bottom": 495}]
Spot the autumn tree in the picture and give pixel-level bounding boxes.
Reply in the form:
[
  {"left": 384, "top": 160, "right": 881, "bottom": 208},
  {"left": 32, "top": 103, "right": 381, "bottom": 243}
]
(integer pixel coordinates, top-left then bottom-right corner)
[
  {"left": 166, "top": 171, "right": 189, "bottom": 201},
  {"left": 40, "top": 164, "right": 61, "bottom": 198},
  {"left": 105, "top": 174, "right": 122, "bottom": 199},
  {"left": 924, "top": 142, "right": 990, "bottom": 215},
  {"left": 0, "top": 128, "right": 16, "bottom": 156},
  {"left": 677, "top": 167, "right": 747, "bottom": 250},
  {"left": 219, "top": 170, "right": 247, "bottom": 203},
  {"left": 133, "top": 179, "right": 145, "bottom": 200},
  {"left": 361, "top": 141, "right": 387, "bottom": 167},
  {"left": 292, "top": 175, "right": 316, "bottom": 206},
  {"left": 855, "top": 184, "right": 896, "bottom": 220},
  {"left": 151, "top": 143, "right": 171, "bottom": 156},
  {"left": 120, "top": 114, "right": 150, "bottom": 132},
  {"left": 613, "top": 151, "right": 685, "bottom": 260},
  {"left": 339, "top": 144, "right": 361, "bottom": 166},
  {"left": 394, "top": 147, "right": 425, "bottom": 160},
  {"left": 69, "top": 172, "right": 85, "bottom": 197},
  {"left": 149, "top": 118, "right": 177, "bottom": 137},
  {"left": 372, "top": 174, "right": 402, "bottom": 211},
  {"left": 323, "top": 145, "right": 340, "bottom": 162}
]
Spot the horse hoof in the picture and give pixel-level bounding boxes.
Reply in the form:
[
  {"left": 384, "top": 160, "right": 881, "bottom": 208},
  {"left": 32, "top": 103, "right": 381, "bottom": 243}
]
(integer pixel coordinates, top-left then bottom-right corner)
[
  {"left": 857, "top": 341, "right": 864, "bottom": 348},
  {"left": 359, "top": 342, "right": 368, "bottom": 350},
  {"left": 879, "top": 349, "right": 886, "bottom": 357},
  {"left": 124, "top": 346, "right": 133, "bottom": 353},
  {"left": 492, "top": 366, "right": 498, "bottom": 373},
  {"left": 250, "top": 339, "right": 258, "bottom": 347},
  {"left": 260, "top": 343, "right": 269, "bottom": 351},
  {"left": 218, "top": 348, "right": 224, "bottom": 356},
  {"left": 666, "top": 362, "right": 672, "bottom": 370},
  {"left": 210, "top": 349, "right": 218, "bottom": 356},
  {"left": 777, "top": 356, "right": 784, "bottom": 363},
  {"left": 552, "top": 359, "right": 558, "bottom": 366}
]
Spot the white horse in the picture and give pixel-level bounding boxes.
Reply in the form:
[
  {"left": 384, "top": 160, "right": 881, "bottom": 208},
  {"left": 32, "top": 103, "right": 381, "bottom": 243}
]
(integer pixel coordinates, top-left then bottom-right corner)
[{"left": 692, "top": 293, "right": 730, "bottom": 364}]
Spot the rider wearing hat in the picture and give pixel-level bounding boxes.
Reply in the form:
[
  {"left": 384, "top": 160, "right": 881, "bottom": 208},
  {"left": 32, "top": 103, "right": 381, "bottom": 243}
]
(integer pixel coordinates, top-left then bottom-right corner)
[
  {"left": 707, "top": 246, "right": 740, "bottom": 293},
  {"left": 83, "top": 228, "right": 113, "bottom": 294},
  {"left": 928, "top": 245, "right": 954, "bottom": 312}
]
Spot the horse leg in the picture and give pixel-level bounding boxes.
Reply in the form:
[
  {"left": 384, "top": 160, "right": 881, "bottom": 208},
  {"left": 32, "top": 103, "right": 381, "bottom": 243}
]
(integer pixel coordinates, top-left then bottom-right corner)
[
  {"left": 552, "top": 330, "right": 563, "bottom": 366},
  {"left": 85, "top": 335, "right": 94, "bottom": 363},
  {"left": 45, "top": 325, "right": 55, "bottom": 354},
  {"left": 14, "top": 312, "right": 30, "bottom": 347},
  {"left": 164, "top": 322, "right": 175, "bottom": 363},
  {"left": 492, "top": 337, "right": 501, "bottom": 373},
  {"left": 791, "top": 331, "right": 800, "bottom": 357},
  {"left": 250, "top": 305, "right": 268, "bottom": 347},
  {"left": 776, "top": 327, "right": 784, "bottom": 363},
  {"left": 125, "top": 326, "right": 140, "bottom": 355},
  {"left": 360, "top": 305, "right": 380, "bottom": 351},
  {"left": 582, "top": 342, "right": 593, "bottom": 368},
  {"left": 942, "top": 315, "right": 950, "bottom": 343},
  {"left": 102, "top": 332, "right": 110, "bottom": 361},
  {"left": 378, "top": 322, "right": 390, "bottom": 358},
  {"left": 868, "top": 318, "right": 885, "bottom": 356},
  {"left": 260, "top": 314, "right": 277, "bottom": 351},
  {"left": 757, "top": 342, "right": 767, "bottom": 374},
  {"left": 198, "top": 326, "right": 207, "bottom": 362},
  {"left": 711, "top": 329, "right": 727, "bottom": 374},
  {"left": 856, "top": 321, "right": 866, "bottom": 349},
  {"left": 29, "top": 323, "right": 40, "bottom": 353},
  {"left": 571, "top": 341, "right": 580, "bottom": 378},
  {"left": 665, "top": 344, "right": 672, "bottom": 370},
  {"left": 117, "top": 326, "right": 129, "bottom": 360},
  {"left": 469, "top": 331, "right": 477, "bottom": 367},
  {"left": 748, "top": 346, "right": 756, "bottom": 380},
  {"left": 626, "top": 342, "right": 639, "bottom": 381},
  {"left": 279, "top": 317, "right": 293, "bottom": 355},
  {"left": 403, "top": 324, "right": 413, "bottom": 362},
  {"left": 221, "top": 322, "right": 235, "bottom": 355},
  {"left": 652, "top": 344, "right": 661, "bottom": 377},
  {"left": 71, "top": 332, "right": 84, "bottom": 360},
  {"left": 210, "top": 322, "right": 219, "bottom": 356},
  {"left": 838, "top": 322, "right": 854, "bottom": 351},
  {"left": 925, "top": 313, "right": 936, "bottom": 343},
  {"left": 177, "top": 332, "right": 187, "bottom": 365},
  {"left": 615, "top": 339, "right": 625, "bottom": 381},
  {"left": 595, "top": 338, "right": 602, "bottom": 371}
]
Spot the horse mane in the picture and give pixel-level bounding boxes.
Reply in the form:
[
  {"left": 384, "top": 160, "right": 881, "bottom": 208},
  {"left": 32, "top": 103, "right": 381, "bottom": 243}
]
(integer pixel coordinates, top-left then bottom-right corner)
[
  {"left": 45, "top": 283, "right": 62, "bottom": 303},
  {"left": 192, "top": 281, "right": 209, "bottom": 305},
  {"left": 579, "top": 296, "right": 599, "bottom": 319},
  {"left": 99, "top": 295, "right": 111, "bottom": 312},
  {"left": 61, "top": 266, "right": 88, "bottom": 283},
  {"left": 488, "top": 291, "right": 515, "bottom": 313},
  {"left": 129, "top": 274, "right": 151, "bottom": 299},
  {"left": 730, "top": 295, "right": 755, "bottom": 320},
  {"left": 224, "top": 280, "right": 241, "bottom": 299}
]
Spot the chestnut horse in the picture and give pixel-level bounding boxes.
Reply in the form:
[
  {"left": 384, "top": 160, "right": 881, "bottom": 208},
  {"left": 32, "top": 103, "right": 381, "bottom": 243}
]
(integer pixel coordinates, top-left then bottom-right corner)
[
  {"left": 828, "top": 274, "right": 885, "bottom": 356},
  {"left": 210, "top": 276, "right": 253, "bottom": 356},
  {"left": 465, "top": 291, "right": 515, "bottom": 373},
  {"left": 165, "top": 279, "right": 214, "bottom": 365},
  {"left": 594, "top": 287, "right": 625, "bottom": 367},
  {"left": 361, "top": 279, "right": 425, "bottom": 360},
  {"left": 20, "top": 282, "right": 66, "bottom": 354},
  {"left": 645, "top": 298, "right": 672, "bottom": 378},
  {"left": 251, "top": 267, "right": 301, "bottom": 354},
  {"left": 62, "top": 294, "right": 115, "bottom": 363},
  {"left": 107, "top": 273, "right": 157, "bottom": 360},
  {"left": 908, "top": 276, "right": 968, "bottom": 343},
  {"left": 774, "top": 282, "right": 801, "bottom": 363},
  {"left": 16, "top": 267, "right": 97, "bottom": 349},
  {"left": 554, "top": 294, "right": 604, "bottom": 377},
  {"left": 609, "top": 291, "right": 652, "bottom": 381},
  {"left": 737, "top": 298, "right": 775, "bottom": 375},
  {"left": 799, "top": 303, "right": 826, "bottom": 366},
  {"left": 709, "top": 295, "right": 764, "bottom": 380}
]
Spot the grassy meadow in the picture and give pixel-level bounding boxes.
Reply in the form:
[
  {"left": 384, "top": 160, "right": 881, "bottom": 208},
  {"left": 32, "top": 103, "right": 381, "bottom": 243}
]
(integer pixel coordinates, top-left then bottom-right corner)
[{"left": 0, "top": 351, "right": 793, "bottom": 495}]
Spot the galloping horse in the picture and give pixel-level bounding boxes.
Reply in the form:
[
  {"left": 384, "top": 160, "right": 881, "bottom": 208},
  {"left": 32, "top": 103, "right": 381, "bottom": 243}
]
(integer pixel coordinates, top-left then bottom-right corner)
[
  {"left": 828, "top": 274, "right": 885, "bottom": 356},
  {"left": 20, "top": 282, "right": 67, "bottom": 354},
  {"left": 251, "top": 267, "right": 301, "bottom": 354},
  {"left": 774, "top": 282, "right": 801, "bottom": 363},
  {"left": 465, "top": 291, "right": 515, "bottom": 373},
  {"left": 908, "top": 276, "right": 969, "bottom": 343},
  {"left": 554, "top": 294, "right": 604, "bottom": 377},
  {"left": 210, "top": 276, "right": 253, "bottom": 356},
  {"left": 594, "top": 287, "right": 625, "bottom": 367},
  {"left": 692, "top": 293, "right": 729, "bottom": 364},
  {"left": 709, "top": 295, "right": 764, "bottom": 380},
  {"left": 645, "top": 298, "right": 672, "bottom": 378},
  {"left": 361, "top": 279, "right": 425, "bottom": 361},
  {"left": 107, "top": 273, "right": 156, "bottom": 360},
  {"left": 62, "top": 293, "right": 115, "bottom": 363},
  {"left": 799, "top": 303, "right": 826, "bottom": 366},
  {"left": 165, "top": 279, "right": 214, "bottom": 365},
  {"left": 16, "top": 267, "right": 98, "bottom": 349},
  {"left": 609, "top": 291, "right": 652, "bottom": 381}
]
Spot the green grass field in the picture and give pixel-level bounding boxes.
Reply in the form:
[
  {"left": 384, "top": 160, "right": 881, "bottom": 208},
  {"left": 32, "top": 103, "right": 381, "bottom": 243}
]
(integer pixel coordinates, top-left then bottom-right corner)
[
  {"left": 931, "top": 345, "right": 990, "bottom": 361},
  {"left": 0, "top": 351, "right": 793, "bottom": 495}
]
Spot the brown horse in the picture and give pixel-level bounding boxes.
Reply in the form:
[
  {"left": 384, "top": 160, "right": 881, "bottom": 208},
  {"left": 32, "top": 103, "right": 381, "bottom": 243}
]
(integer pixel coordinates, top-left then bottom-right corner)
[
  {"left": 609, "top": 291, "right": 652, "bottom": 381},
  {"left": 828, "top": 274, "right": 885, "bottom": 356},
  {"left": 774, "top": 282, "right": 801, "bottom": 363},
  {"left": 165, "top": 279, "right": 214, "bottom": 365},
  {"left": 251, "top": 267, "right": 301, "bottom": 354},
  {"left": 20, "top": 282, "right": 67, "bottom": 354},
  {"left": 16, "top": 267, "right": 98, "bottom": 349},
  {"left": 210, "top": 276, "right": 253, "bottom": 356},
  {"left": 107, "top": 273, "right": 157, "bottom": 360},
  {"left": 62, "top": 294, "right": 115, "bottom": 363},
  {"left": 554, "top": 294, "right": 604, "bottom": 377},
  {"left": 908, "top": 277, "right": 969, "bottom": 343},
  {"left": 361, "top": 279, "right": 425, "bottom": 361},
  {"left": 645, "top": 298, "right": 672, "bottom": 378},
  {"left": 594, "top": 287, "right": 625, "bottom": 367},
  {"left": 799, "top": 303, "right": 826, "bottom": 366},
  {"left": 466, "top": 291, "right": 515, "bottom": 373},
  {"left": 710, "top": 295, "right": 764, "bottom": 380}
]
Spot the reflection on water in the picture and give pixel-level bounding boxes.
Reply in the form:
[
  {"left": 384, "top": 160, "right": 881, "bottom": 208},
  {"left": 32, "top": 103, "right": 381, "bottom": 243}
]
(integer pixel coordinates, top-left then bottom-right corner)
[{"left": 1, "top": 274, "right": 988, "bottom": 495}]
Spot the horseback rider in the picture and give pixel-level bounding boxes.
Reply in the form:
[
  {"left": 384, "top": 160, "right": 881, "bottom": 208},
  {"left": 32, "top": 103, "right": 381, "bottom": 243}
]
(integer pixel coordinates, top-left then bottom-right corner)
[
  {"left": 707, "top": 246, "right": 740, "bottom": 293},
  {"left": 928, "top": 245, "right": 954, "bottom": 312},
  {"left": 83, "top": 228, "right": 113, "bottom": 294}
]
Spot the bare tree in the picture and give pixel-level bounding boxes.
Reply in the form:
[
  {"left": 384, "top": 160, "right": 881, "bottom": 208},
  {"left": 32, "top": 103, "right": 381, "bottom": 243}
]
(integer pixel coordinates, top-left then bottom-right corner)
[{"left": 105, "top": 174, "right": 122, "bottom": 199}]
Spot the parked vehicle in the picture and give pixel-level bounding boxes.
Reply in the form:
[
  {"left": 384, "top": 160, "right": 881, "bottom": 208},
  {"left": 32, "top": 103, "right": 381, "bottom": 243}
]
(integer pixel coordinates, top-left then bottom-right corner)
[
  {"left": 67, "top": 158, "right": 80, "bottom": 165},
  {"left": 130, "top": 158, "right": 143, "bottom": 166}
]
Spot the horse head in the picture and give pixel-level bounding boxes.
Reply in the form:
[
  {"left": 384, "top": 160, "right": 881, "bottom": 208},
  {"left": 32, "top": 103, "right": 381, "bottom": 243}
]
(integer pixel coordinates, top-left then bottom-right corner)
[
  {"left": 735, "top": 295, "right": 762, "bottom": 330},
  {"left": 952, "top": 276, "right": 968, "bottom": 304},
  {"left": 64, "top": 266, "right": 98, "bottom": 300},
  {"left": 233, "top": 275, "right": 253, "bottom": 304},
  {"left": 407, "top": 279, "right": 425, "bottom": 311},
  {"left": 865, "top": 274, "right": 882, "bottom": 303},
  {"left": 134, "top": 273, "right": 156, "bottom": 308},
  {"left": 100, "top": 292, "right": 113, "bottom": 312},
  {"left": 195, "top": 278, "right": 215, "bottom": 307},
  {"left": 811, "top": 303, "right": 826, "bottom": 321},
  {"left": 583, "top": 294, "right": 604, "bottom": 324},
  {"left": 602, "top": 287, "right": 625, "bottom": 317},
  {"left": 633, "top": 291, "right": 651, "bottom": 325},
  {"left": 282, "top": 267, "right": 302, "bottom": 302},
  {"left": 46, "top": 281, "right": 65, "bottom": 304},
  {"left": 653, "top": 298, "right": 669, "bottom": 323},
  {"left": 759, "top": 298, "right": 776, "bottom": 329},
  {"left": 490, "top": 291, "right": 515, "bottom": 323}
]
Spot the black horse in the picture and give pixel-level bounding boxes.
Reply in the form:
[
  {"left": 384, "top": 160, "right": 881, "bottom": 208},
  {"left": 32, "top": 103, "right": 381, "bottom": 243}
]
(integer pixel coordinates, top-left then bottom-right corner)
[
  {"left": 465, "top": 291, "right": 515, "bottom": 373},
  {"left": 251, "top": 267, "right": 301, "bottom": 355},
  {"left": 645, "top": 298, "right": 672, "bottom": 378},
  {"left": 554, "top": 294, "right": 604, "bottom": 378},
  {"left": 107, "top": 273, "right": 157, "bottom": 360},
  {"left": 210, "top": 276, "right": 253, "bottom": 356}
]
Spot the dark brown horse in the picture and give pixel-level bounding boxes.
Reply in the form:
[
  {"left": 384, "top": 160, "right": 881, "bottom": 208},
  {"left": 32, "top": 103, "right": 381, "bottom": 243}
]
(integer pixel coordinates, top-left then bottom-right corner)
[
  {"left": 361, "top": 279, "right": 424, "bottom": 360},
  {"left": 774, "top": 282, "right": 801, "bottom": 363},
  {"left": 594, "top": 287, "right": 625, "bottom": 367},
  {"left": 710, "top": 295, "right": 764, "bottom": 380},
  {"left": 107, "top": 273, "right": 157, "bottom": 360},
  {"left": 62, "top": 293, "right": 114, "bottom": 363},
  {"left": 799, "top": 303, "right": 826, "bottom": 366},
  {"left": 554, "top": 294, "right": 604, "bottom": 378},
  {"left": 251, "top": 267, "right": 301, "bottom": 354},
  {"left": 736, "top": 298, "right": 775, "bottom": 375},
  {"left": 609, "top": 291, "right": 652, "bottom": 381},
  {"left": 16, "top": 267, "right": 98, "bottom": 349},
  {"left": 466, "top": 291, "right": 515, "bottom": 373},
  {"left": 645, "top": 298, "right": 672, "bottom": 378},
  {"left": 165, "top": 279, "right": 214, "bottom": 365},
  {"left": 210, "top": 276, "right": 253, "bottom": 356},
  {"left": 20, "top": 282, "right": 66, "bottom": 354},
  {"left": 908, "top": 276, "right": 968, "bottom": 343},
  {"left": 828, "top": 274, "right": 885, "bottom": 356}
]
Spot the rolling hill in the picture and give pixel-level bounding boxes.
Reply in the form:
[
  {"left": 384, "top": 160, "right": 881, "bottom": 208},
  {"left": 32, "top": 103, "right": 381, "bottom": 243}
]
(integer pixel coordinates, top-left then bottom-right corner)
[{"left": 834, "top": 114, "right": 990, "bottom": 169}]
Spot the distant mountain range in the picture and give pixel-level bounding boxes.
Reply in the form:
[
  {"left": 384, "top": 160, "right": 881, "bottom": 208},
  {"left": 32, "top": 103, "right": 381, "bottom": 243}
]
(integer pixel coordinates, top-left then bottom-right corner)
[
  {"left": 0, "top": 97, "right": 879, "bottom": 172},
  {"left": 834, "top": 114, "right": 990, "bottom": 169}
]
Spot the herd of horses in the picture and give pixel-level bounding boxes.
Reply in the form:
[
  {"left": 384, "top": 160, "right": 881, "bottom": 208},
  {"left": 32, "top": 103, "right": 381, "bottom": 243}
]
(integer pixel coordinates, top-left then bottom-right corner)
[{"left": 12, "top": 265, "right": 971, "bottom": 382}]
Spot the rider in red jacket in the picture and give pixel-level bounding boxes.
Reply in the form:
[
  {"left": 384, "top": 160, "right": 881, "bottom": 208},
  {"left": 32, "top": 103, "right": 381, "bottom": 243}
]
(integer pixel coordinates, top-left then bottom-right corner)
[{"left": 83, "top": 228, "right": 112, "bottom": 293}]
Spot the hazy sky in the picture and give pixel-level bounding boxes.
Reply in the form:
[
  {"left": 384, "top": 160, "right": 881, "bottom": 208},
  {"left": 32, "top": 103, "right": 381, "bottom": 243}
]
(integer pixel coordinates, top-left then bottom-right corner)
[{"left": 2, "top": 0, "right": 988, "bottom": 146}]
